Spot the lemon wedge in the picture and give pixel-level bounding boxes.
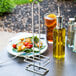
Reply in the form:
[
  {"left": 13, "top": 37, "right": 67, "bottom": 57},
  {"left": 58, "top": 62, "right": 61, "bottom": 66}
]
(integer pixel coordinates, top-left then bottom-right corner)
[{"left": 47, "top": 14, "right": 56, "bottom": 18}]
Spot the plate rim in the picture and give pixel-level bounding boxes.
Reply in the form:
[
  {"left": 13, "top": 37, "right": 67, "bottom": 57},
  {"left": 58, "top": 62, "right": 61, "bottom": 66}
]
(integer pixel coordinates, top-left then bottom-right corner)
[{"left": 7, "top": 33, "right": 48, "bottom": 57}]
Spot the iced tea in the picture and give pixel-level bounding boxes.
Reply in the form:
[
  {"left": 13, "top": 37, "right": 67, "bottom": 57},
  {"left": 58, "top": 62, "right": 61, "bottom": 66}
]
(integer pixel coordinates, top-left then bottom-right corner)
[{"left": 44, "top": 14, "right": 57, "bottom": 43}]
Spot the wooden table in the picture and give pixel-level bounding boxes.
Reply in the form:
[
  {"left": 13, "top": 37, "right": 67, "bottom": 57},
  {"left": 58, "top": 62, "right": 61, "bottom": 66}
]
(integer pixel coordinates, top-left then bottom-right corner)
[{"left": 0, "top": 32, "right": 76, "bottom": 76}]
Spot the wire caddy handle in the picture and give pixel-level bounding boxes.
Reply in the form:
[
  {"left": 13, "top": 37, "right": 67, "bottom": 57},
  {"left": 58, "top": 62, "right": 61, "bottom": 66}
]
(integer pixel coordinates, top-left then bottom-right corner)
[{"left": 25, "top": 1, "right": 50, "bottom": 76}]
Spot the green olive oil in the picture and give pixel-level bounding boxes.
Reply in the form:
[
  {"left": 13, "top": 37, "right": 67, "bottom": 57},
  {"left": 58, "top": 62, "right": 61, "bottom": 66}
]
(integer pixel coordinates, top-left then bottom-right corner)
[{"left": 53, "top": 16, "right": 65, "bottom": 59}]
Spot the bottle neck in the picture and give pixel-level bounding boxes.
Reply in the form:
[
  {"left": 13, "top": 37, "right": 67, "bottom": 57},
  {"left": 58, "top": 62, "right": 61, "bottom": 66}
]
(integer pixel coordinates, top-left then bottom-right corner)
[
  {"left": 56, "top": 16, "right": 63, "bottom": 29},
  {"left": 73, "top": 22, "right": 76, "bottom": 31},
  {"left": 74, "top": 16, "right": 76, "bottom": 22}
]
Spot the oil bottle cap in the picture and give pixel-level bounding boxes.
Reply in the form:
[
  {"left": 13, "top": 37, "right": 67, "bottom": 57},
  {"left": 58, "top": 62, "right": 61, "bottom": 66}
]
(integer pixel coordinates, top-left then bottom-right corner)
[
  {"left": 68, "top": 18, "right": 75, "bottom": 26},
  {"left": 56, "top": 15, "right": 63, "bottom": 29},
  {"left": 69, "top": 18, "right": 75, "bottom": 22},
  {"left": 57, "top": 16, "right": 63, "bottom": 23}
]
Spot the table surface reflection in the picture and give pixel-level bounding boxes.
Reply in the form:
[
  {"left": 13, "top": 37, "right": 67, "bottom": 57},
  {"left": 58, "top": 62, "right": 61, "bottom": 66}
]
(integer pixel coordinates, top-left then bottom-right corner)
[{"left": 0, "top": 43, "right": 76, "bottom": 76}]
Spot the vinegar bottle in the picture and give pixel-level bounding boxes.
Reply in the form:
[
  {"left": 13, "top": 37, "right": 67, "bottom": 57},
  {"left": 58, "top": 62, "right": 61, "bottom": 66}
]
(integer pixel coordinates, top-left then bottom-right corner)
[
  {"left": 53, "top": 16, "right": 65, "bottom": 59},
  {"left": 67, "top": 18, "right": 75, "bottom": 47},
  {"left": 73, "top": 22, "right": 76, "bottom": 52}
]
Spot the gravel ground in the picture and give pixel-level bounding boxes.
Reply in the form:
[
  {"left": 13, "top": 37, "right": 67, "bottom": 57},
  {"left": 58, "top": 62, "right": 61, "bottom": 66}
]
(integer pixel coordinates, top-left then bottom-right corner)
[{"left": 0, "top": 0, "right": 76, "bottom": 33}]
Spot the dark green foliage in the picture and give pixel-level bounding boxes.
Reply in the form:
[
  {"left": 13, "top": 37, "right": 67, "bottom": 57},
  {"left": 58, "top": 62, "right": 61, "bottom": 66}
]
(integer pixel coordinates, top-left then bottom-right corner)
[
  {"left": 13, "top": 0, "right": 33, "bottom": 5},
  {"left": 0, "top": 0, "right": 16, "bottom": 15},
  {"left": 13, "top": 0, "right": 43, "bottom": 5},
  {"left": 0, "top": 0, "right": 43, "bottom": 15}
]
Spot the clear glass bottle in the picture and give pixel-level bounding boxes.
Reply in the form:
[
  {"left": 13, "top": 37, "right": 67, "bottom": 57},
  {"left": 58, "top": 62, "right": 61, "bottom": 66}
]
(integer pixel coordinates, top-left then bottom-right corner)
[
  {"left": 73, "top": 22, "right": 76, "bottom": 52},
  {"left": 67, "top": 18, "right": 75, "bottom": 48},
  {"left": 53, "top": 16, "right": 65, "bottom": 59}
]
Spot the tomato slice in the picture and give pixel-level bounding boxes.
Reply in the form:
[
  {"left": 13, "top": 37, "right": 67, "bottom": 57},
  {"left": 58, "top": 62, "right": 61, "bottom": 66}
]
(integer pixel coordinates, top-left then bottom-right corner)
[
  {"left": 23, "top": 42, "right": 29, "bottom": 46},
  {"left": 27, "top": 44, "right": 33, "bottom": 49},
  {"left": 28, "top": 44, "right": 33, "bottom": 48},
  {"left": 12, "top": 44, "right": 16, "bottom": 49}
]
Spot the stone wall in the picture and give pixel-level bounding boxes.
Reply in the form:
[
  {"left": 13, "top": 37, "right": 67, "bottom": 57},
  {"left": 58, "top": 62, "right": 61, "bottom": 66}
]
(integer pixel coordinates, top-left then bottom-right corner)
[{"left": 0, "top": 0, "right": 76, "bottom": 33}]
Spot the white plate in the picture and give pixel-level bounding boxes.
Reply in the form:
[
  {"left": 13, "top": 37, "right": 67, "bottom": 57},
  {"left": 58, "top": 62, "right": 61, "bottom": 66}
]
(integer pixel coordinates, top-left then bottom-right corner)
[{"left": 7, "top": 32, "right": 48, "bottom": 57}]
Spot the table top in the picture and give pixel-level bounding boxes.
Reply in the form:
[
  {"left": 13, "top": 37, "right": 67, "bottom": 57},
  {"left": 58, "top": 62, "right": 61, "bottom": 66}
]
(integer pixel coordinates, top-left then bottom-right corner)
[{"left": 0, "top": 32, "right": 76, "bottom": 76}]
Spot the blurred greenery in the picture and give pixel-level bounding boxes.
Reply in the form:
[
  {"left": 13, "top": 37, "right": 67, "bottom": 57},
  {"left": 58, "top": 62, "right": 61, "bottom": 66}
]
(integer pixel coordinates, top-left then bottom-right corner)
[
  {"left": 0, "top": 0, "right": 43, "bottom": 15},
  {"left": 13, "top": 0, "right": 43, "bottom": 5},
  {"left": 0, "top": 0, "right": 16, "bottom": 15},
  {"left": 13, "top": 0, "right": 33, "bottom": 5}
]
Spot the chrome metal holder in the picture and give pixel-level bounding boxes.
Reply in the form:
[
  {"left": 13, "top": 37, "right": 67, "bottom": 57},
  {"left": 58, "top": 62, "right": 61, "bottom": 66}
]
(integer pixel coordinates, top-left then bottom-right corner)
[
  {"left": 24, "top": 55, "right": 50, "bottom": 67},
  {"left": 26, "top": 64, "right": 49, "bottom": 76},
  {"left": 25, "top": 1, "right": 50, "bottom": 75}
]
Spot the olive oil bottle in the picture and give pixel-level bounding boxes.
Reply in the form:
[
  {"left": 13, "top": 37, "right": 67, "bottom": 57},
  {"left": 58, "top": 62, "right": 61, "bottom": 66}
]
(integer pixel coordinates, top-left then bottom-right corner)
[{"left": 53, "top": 16, "right": 65, "bottom": 59}]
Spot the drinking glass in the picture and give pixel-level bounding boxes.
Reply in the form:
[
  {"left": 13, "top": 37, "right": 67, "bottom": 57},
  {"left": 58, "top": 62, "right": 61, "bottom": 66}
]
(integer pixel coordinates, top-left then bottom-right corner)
[{"left": 44, "top": 13, "right": 57, "bottom": 43}]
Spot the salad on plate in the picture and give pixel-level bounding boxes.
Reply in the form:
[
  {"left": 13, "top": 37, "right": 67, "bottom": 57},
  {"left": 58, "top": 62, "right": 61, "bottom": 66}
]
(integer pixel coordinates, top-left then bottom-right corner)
[{"left": 12, "top": 36, "right": 45, "bottom": 54}]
